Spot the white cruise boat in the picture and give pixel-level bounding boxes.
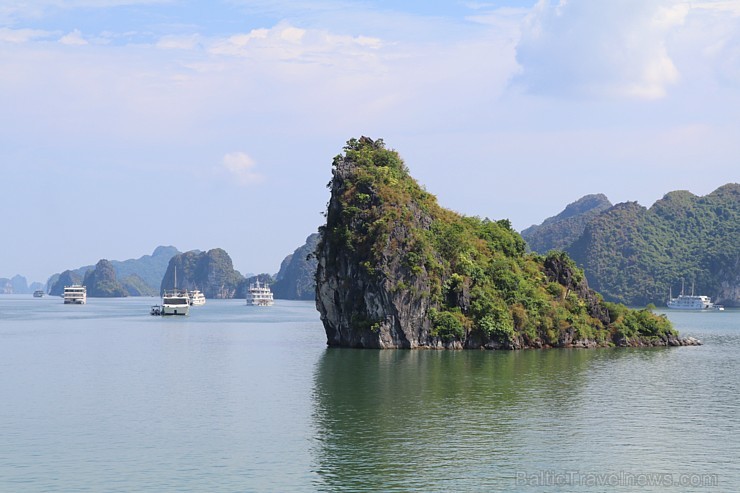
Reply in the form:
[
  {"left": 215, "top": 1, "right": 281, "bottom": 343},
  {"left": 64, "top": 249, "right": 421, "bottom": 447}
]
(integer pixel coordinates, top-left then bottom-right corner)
[
  {"left": 63, "top": 285, "right": 87, "bottom": 304},
  {"left": 667, "top": 281, "right": 713, "bottom": 310},
  {"left": 33, "top": 290, "right": 45, "bottom": 298},
  {"left": 161, "top": 267, "right": 189, "bottom": 315},
  {"left": 189, "top": 290, "right": 206, "bottom": 306},
  {"left": 246, "top": 280, "right": 274, "bottom": 306},
  {"left": 162, "top": 290, "right": 190, "bottom": 316}
]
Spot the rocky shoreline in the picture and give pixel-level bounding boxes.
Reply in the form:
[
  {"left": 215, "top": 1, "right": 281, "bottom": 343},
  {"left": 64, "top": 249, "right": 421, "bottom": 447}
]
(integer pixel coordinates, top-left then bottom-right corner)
[{"left": 417, "top": 334, "right": 703, "bottom": 350}]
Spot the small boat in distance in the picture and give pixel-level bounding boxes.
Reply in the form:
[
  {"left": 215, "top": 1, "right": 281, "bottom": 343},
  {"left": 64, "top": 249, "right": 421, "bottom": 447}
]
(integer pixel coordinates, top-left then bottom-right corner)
[
  {"left": 246, "top": 280, "right": 274, "bottom": 306},
  {"left": 63, "top": 285, "right": 87, "bottom": 304},
  {"left": 667, "top": 281, "right": 713, "bottom": 310},
  {"left": 189, "top": 290, "right": 206, "bottom": 306},
  {"left": 33, "top": 290, "right": 45, "bottom": 298}
]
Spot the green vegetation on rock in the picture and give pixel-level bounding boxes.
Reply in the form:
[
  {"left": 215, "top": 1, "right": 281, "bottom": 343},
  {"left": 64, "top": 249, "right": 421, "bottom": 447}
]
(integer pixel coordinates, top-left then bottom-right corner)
[{"left": 316, "top": 137, "right": 692, "bottom": 349}]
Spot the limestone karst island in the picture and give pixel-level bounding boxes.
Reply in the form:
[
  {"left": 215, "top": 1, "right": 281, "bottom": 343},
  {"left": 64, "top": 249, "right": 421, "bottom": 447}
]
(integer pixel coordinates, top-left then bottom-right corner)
[{"left": 315, "top": 137, "right": 700, "bottom": 350}]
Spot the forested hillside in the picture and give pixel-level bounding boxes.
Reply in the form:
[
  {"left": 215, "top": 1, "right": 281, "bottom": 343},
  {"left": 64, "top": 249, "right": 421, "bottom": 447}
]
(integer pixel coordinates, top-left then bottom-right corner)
[{"left": 562, "top": 184, "right": 739, "bottom": 307}]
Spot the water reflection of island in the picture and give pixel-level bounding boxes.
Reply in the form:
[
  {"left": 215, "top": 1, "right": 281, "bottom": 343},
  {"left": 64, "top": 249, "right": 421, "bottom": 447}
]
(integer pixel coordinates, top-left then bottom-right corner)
[{"left": 310, "top": 347, "right": 626, "bottom": 491}]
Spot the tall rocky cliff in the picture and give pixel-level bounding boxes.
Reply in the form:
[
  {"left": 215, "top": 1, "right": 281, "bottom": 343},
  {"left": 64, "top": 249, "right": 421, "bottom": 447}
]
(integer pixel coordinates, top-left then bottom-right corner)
[
  {"left": 83, "top": 259, "right": 128, "bottom": 297},
  {"left": 272, "top": 233, "right": 320, "bottom": 300},
  {"left": 315, "top": 137, "right": 695, "bottom": 349}
]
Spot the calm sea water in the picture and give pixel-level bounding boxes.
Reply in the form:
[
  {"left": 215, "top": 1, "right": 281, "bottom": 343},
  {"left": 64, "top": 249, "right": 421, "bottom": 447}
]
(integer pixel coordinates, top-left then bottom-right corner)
[{"left": 0, "top": 296, "right": 738, "bottom": 492}]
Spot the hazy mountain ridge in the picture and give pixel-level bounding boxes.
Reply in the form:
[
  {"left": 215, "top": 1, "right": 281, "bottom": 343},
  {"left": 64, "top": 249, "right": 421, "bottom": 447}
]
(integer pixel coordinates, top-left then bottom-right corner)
[
  {"left": 47, "top": 246, "right": 179, "bottom": 296},
  {"left": 0, "top": 275, "right": 45, "bottom": 294}
]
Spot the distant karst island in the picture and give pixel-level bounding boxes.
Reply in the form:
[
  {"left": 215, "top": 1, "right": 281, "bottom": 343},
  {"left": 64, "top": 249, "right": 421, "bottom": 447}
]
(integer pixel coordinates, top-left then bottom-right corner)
[
  {"left": 314, "top": 137, "right": 701, "bottom": 350},
  {"left": 522, "top": 184, "right": 739, "bottom": 308},
  {"left": 43, "top": 245, "right": 305, "bottom": 301}
]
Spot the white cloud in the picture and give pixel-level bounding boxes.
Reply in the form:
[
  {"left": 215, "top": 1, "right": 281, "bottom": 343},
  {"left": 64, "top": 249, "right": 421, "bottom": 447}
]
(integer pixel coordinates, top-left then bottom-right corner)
[
  {"left": 59, "top": 29, "right": 88, "bottom": 45},
  {"left": 0, "top": 27, "right": 49, "bottom": 43},
  {"left": 222, "top": 152, "right": 264, "bottom": 186},
  {"left": 156, "top": 34, "right": 200, "bottom": 50},
  {"left": 515, "top": 0, "right": 687, "bottom": 100},
  {"left": 685, "top": 1, "right": 740, "bottom": 86},
  {"left": 208, "top": 21, "right": 383, "bottom": 62}
]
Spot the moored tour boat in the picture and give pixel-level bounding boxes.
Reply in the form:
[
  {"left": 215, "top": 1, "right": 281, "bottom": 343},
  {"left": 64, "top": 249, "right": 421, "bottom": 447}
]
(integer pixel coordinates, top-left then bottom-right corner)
[
  {"left": 189, "top": 290, "right": 206, "bottom": 306},
  {"left": 63, "top": 285, "right": 87, "bottom": 304},
  {"left": 161, "top": 290, "right": 190, "bottom": 316},
  {"left": 666, "top": 281, "right": 713, "bottom": 310},
  {"left": 246, "top": 280, "right": 274, "bottom": 306},
  {"left": 33, "top": 290, "right": 45, "bottom": 298},
  {"left": 161, "top": 267, "right": 189, "bottom": 316}
]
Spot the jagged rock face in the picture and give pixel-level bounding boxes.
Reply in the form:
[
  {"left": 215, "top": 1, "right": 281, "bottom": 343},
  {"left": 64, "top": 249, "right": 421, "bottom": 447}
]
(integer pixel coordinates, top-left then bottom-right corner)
[
  {"left": 316, "top": 174, "right": 434, "bottom": 348},
  {"left": 273, "top": 233, "right": 320, "bottom": 300},
  {"left": 707, "top": 240, "right": 740, "bottom": 307},
  {"left": 542, "top": 252, "right": 610, "bottom": 326}
]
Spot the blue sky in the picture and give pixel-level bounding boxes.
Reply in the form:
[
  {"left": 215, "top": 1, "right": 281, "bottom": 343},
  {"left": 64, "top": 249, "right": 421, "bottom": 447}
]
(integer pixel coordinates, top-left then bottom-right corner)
[{"left": 2, "top": 0, "right": 739, "bottom": 284}]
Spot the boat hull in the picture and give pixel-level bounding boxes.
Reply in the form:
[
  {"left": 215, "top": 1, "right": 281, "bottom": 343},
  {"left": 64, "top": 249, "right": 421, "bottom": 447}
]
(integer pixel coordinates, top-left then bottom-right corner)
[
  {"left": 246, "top": 299, "right": 274, "bottom": 306},
  {"left": 161, "top": 305, "right": 189, "bottom": 316}
]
